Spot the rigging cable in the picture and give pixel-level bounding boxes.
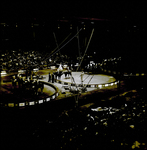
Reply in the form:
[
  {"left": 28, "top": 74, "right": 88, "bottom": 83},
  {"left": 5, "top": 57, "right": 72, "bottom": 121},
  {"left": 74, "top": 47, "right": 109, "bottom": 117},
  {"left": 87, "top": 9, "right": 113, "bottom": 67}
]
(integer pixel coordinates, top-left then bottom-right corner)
[
  {"left": 76, "top": 28, "right": 94, "bottom": 71},
  {"left": 44, "top": 28, "right": 82, "bottom": 61},
  {"left": 42, "top": 33, "right": 72, "bottom": 61}
]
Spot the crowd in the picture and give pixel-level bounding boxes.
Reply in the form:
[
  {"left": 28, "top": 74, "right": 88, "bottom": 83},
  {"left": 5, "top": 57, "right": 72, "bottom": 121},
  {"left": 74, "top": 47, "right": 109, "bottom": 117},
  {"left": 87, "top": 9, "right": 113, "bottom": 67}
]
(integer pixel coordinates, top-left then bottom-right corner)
[
  {"left": 11, "top": 73, "right": 44, "bottom": 96},
  {"left": 1, "top": 71, "right": 147, "bottom": 149},
  {"left": 1, "top": 87, "right": 146, "bottom": 149},
  {"left": 84, "top": 62, "right": 101, "bottom": 73},
  {"left": 47, "top": 65, "right": 72, "bottom": 83},
  {"left": 101, "top": 56, "right": 147, "bottom": 74},
  {"left": 101, "top": 57, "right": 122, "bottom": 71},
  {"left": 27, "top": 87, "right": 147, "bottom": 149},
  {"left": 1, "top": 49, "right": 147, "bottom": 149},
  {"left": 0, "top": 49, "right": 47, "bottom": 72}
]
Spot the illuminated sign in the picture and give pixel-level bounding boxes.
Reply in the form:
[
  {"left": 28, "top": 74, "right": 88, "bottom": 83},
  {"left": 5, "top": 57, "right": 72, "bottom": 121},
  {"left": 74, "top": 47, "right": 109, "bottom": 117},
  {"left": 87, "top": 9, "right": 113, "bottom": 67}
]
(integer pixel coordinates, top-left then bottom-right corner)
[
  {"left": 52, "top": 95, "right": 55, "bottom": 99},
  {"left": 19, "top": 103, "right": 25, "bottom": 107},
  {"left": 91, "top": 85, "right": 95, "bottom": 88},
  {"left": 29, "top": 101, "right": 35, "bottom": 105},
  {"left": 105, "top": 84, "right": 108, "bottom": 87},
  {"left": 98, "top": 85, "right": 102, "bottom": 88},
  {"left": 39, "top": 100, "right": 43, "bottom": 104},
  {"left": 46, "top": 98, "right": 50, "bottom": 102},
  {"left": 1, "top": 71, "right": 7, "bottom": 75}
]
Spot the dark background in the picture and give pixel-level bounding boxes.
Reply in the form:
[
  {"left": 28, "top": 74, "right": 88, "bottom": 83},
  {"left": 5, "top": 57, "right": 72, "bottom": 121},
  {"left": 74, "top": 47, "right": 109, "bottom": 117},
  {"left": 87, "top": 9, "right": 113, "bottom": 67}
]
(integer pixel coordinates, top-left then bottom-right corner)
[{"left": 1, "top": 1, "right": 146, "bottom": 61}]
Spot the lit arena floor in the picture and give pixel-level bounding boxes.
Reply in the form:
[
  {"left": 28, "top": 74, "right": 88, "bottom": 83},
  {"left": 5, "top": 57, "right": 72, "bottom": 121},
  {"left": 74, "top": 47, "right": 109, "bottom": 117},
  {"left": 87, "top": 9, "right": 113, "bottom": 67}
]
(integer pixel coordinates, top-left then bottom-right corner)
[
  {"left": 37, "top": 70, "right": 117, "bottom": 99},
  {"left": 58, "top": 71, "right": 116, "bottom": 85},
  {"left": 0, "top": 69, "right": 117, "bottom": 105}
]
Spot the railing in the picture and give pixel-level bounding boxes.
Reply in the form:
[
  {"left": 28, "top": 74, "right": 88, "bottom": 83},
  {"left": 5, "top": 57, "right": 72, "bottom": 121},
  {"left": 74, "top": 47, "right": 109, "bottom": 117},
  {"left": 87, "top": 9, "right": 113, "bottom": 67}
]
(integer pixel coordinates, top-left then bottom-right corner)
[
  {"left": 100, "top": 57, "right": 147, "bottom": 77},
  {"left": 0, "top": 81, "right": 59, "bottom": 108},
  {"left": 54, "top": 78, "right": 119, "bottom": 89}
]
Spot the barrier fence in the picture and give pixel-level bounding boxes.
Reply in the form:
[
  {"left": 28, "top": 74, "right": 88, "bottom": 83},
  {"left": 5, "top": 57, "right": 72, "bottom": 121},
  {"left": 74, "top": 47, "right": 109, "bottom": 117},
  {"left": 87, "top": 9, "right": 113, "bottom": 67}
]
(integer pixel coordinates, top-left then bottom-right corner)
[
  {"left": 101, "top": 67, "right": 146, "bottom": 76},
  {"left": 55, "top": 78, "right": 119, "bottom": 89},
  {"left": 100, "top": 57, "right": 147, "bottom": 77},
  {"left": 0, "top": 81, "right": 59, "bottom": 108}
]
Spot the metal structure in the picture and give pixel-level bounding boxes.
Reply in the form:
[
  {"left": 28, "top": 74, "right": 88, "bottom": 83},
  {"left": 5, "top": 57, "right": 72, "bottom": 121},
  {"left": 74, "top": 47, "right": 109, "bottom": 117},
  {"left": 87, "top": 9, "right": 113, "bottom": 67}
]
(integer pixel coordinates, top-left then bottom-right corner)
[{"left": 76, "top": 28, "right": 94, "bottom": 71}]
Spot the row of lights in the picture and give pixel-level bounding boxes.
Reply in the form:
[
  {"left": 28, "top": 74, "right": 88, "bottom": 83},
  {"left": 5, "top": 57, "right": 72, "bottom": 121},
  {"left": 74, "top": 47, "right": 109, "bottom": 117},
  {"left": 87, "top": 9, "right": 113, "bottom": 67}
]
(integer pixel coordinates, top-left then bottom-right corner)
[
  {"left": 1, "top": 23, "right": 40, "bottom": 28},
  {"left": 1, "top": 92, "right": 59, "bottom": 108},
  {"left": 57, "top": 22, "right": 95, "bottom": 30},
  {"left": 57, "top": 24, "right": 86, "bottom": 30},
  {"left": 101, "top": 65, "right": 146, "bottom": 76},
  {"left": 1, "top": 22, "right": 140, "bottom": 29},
  {"left": 1, "top": 24, "right": 89, "bottom": 29},
  {"left": 103, "top": 57, "right": 121, "bottom": 62},
  {"left": 56, "top": 80, "right": 119, "bottom": 88}
]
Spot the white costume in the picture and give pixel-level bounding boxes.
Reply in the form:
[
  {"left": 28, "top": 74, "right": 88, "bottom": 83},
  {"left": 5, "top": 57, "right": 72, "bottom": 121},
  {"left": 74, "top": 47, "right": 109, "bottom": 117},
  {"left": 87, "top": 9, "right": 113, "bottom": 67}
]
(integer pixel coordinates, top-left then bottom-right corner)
[{"left": 58, "top": 64, "right": 63, "bottom": 71}]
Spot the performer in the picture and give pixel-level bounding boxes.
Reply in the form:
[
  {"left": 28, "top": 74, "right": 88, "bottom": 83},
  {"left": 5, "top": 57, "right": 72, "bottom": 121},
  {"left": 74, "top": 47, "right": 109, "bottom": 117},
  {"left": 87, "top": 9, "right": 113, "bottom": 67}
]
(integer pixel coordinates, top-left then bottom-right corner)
[
  {"left": 80, "top": 71, "right": 84, "bottom": 85},
  {"left": 40, "top": 82, "right": 44, "bottom": 94},
  {"left": 51, "top": 73, "right": 54, "bottom": 83},
  {"left": 58, "top": 63, "right": 63, "bottom": 71},
  {"left": 64, "top": 70, "right": 67, "bottom": 78},
  {"left": 58, "top": 71, "right": 63, "bottom": 80},
  {"left": 67, "top": 70, "right": 71, "bottom": 77},
  {"left": 48, "top": 73, "right": 51, "bottom": 82},
  {"left": 12, "top": 76, "right": 17, "bottom": 90},
  {"left": 54, "top": 71, "right": 57, "bottom": 80},
  {"left": 56, "top": 69, "right": 60, "bottom": 80},
  {"left": 66, "top": 66, "right": 71, "bottom": 77},
  {"left": 17, "top": 74, "right": 21, "bottom": 88},
  {"left": 34, "top": 79, "right": 38, "bottom": 95}
]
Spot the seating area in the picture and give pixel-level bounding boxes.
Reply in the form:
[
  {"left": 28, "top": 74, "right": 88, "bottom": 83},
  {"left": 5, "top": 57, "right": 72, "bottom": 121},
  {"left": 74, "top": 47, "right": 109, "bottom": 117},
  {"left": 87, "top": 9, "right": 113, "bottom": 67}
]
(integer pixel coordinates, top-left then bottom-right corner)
[
  {"left": 0, "top": 49, "right": 47, "bottom": 72},
  {"left": 101, "top": 56, "right": 147, "bottom": 74},
  {"left": 22, "top": 87, "right": 146, "bottom": 149},
  {"left": 0, "top": 51, "right": 146, "bottom": 149},
  {"left": 0, "top": 59, "right": 146, "bottom": 149},
  {"left": 0, "top": 7, "right": 146, "bottom": 148}
]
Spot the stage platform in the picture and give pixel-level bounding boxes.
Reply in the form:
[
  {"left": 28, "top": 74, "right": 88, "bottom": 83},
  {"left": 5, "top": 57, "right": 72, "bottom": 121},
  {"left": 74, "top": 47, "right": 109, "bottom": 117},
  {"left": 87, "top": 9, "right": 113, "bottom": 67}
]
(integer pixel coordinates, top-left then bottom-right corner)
[
  {"left": 55, "top": 72, "right": 117, "bottom": 88},
  {"left": 0, "top": 69, "right": 118, "bottom": 108}
]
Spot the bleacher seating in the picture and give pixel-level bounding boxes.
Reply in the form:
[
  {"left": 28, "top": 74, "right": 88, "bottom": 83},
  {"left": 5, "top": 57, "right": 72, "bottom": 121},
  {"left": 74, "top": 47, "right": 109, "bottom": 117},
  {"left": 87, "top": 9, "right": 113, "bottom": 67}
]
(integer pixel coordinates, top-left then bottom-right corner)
[{"left": 19, "top": 88, "right": 146, "bottom": 149}]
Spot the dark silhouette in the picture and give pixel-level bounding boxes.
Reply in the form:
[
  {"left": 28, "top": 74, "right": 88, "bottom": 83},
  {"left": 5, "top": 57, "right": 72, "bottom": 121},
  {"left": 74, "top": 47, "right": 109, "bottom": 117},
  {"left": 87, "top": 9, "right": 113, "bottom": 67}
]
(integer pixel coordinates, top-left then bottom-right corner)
[
  {"left": 52, "top": 73, "right": 54, "bottom": 83},
  {"left": 48, "top": 73, "right": 51, "bottom": 82}
]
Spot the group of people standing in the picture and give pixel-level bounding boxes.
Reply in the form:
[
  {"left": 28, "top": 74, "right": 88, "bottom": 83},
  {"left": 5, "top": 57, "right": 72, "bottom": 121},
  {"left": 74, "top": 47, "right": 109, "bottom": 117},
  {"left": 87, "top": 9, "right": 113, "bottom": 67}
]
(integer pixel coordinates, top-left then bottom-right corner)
[
  {"left": 48, "top": 70, "right": 72, "bottom": 83},
  {"left": 11, "top": 73, "right": 44, "bottom": 95},
  {"left": 48, "top": 72, "right": 55, "bottom": 83},
  {"left": 48, "top": 69, "right": 84, "bottom": 87},
  {"left": 48, "top": 64, "right": 72, "bottom": 83},
  {"left": 48, "top": 70, "right": 64, "bottom": 83}
]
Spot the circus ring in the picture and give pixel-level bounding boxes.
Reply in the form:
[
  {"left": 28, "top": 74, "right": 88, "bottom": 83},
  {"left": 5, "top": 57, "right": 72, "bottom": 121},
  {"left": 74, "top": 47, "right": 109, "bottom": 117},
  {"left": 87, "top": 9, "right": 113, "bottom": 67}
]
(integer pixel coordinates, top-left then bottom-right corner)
[
  {"left": 54, "top": 71, "right": 119, "bottom": 89},
  {"left": 0, "top": 81, "right": 59, "bottom": 108}
]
